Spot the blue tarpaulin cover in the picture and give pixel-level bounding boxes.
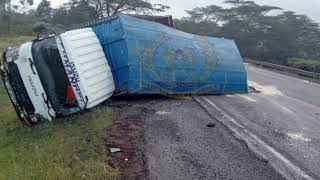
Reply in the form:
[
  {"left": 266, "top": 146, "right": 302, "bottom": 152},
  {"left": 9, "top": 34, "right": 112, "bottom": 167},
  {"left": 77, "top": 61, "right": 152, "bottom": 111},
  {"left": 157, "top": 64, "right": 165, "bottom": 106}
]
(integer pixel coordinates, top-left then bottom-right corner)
[{"left": 76, "top": 13, "right": 248, "bottom": 94}]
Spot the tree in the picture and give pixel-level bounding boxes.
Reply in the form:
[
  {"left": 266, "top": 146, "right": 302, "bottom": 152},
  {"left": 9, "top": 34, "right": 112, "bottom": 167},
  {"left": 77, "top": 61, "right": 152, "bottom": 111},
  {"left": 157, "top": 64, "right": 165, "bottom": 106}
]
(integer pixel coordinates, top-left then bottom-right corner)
[
  {"left": 176, "top": 5, "right": 225, "bottom": 37},
  {"left": 35, "top": 0, "right": 52, "bottom": 22},
  {"left": 177, "top": 0, "right": 320, "bottom": 65},
  {"left": 0, "top": 0, "right": 33, "bottom": 34},
  {"left": 70, "top": 0, "right": 170, "bottom": 17},
  {"left": 51, "top": 7, "right": 69, "bottom": 27},
  {"left": 52, "top": 0, "right": 98, "bottom": 27},
  {"left": 175, "top": 18, "right": 219, "bottom": 37},
  {"left": 0, "top": 0, "right": 5, "bottom": 16},
  {"left": 185, "top": 5, "right": 225, "bottom": 24}
]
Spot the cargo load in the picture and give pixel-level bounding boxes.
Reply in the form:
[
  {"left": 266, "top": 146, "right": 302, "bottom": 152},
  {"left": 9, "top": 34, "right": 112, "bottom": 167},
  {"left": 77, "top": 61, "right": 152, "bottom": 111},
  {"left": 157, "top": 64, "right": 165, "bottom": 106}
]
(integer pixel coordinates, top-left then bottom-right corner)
[{"left": 76, "top": 14, "right": 248, "bottom": 95}]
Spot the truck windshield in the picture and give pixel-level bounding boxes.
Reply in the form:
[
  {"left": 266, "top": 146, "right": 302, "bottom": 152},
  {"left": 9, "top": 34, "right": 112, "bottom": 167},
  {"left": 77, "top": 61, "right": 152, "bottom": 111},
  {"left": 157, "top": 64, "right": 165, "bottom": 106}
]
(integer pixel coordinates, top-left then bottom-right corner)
[{"left": 32, "top": 37, "right": 72, "bottom": 113}]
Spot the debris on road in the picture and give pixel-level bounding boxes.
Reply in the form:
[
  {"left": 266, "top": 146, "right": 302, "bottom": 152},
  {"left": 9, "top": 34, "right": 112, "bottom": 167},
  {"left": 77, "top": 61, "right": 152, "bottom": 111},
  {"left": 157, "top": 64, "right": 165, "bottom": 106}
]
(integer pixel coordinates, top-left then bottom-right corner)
[
  {"left": 110, "top": 148, "right": 122, "bottom": 153},
  {"left": 72, "top": 154, "right": 81, "bottom": 161},
  {"left": 105, "top": 100, "right": 149, "bottom": 179},
  {"left": 249, "top": 81, "right": 282, "bottom": 96},
  {"left": 207, "top": 123, "right": 216, "bottom": 127},
  {"left": 248, "top": 86, "right": 261, "bottom": 93}
]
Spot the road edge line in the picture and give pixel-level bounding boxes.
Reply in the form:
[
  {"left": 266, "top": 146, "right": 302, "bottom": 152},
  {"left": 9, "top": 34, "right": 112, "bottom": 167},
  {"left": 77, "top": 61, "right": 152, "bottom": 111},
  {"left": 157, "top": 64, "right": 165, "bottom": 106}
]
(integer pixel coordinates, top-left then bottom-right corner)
[{"left": 193, "top": 96, "right": 314, "bottom": 180}]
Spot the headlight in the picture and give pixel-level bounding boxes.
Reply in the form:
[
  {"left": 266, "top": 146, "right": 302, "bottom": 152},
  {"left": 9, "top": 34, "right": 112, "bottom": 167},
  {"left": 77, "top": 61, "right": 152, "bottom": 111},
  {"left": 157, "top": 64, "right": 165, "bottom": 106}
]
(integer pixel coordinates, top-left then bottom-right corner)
[
  {"left": 0, "top": 51, "right": 7, "bottom": 73},
  {"left": 5, "top": 47, "right": 20, "bottom": 63},
  {"left": 0, "top": 64, "right": 3, "bottom": 72},
  {"left": 0, "top": 50, "right": 4, "bottom": 66}
]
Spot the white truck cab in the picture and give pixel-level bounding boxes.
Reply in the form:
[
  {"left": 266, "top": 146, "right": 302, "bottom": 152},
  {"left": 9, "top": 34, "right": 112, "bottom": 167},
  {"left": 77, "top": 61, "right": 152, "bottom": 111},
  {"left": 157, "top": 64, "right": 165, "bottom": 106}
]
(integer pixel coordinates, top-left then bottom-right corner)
[{"left": 0, "top": 28, "right": 115, "bottom": 125}]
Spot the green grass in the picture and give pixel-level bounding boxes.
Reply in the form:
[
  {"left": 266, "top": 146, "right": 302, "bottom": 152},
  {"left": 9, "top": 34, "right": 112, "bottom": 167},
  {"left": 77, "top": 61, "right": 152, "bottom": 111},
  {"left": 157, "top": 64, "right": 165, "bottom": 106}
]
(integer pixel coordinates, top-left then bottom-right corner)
[
  {"left": 0, "top": 36, "right": 33, "bottom": 50},
  {"left": 0, "top": 37, "right": 117, "bottom": 179},
  {"left": 288, "top": 57, "right": 320, "bottom": 73}
]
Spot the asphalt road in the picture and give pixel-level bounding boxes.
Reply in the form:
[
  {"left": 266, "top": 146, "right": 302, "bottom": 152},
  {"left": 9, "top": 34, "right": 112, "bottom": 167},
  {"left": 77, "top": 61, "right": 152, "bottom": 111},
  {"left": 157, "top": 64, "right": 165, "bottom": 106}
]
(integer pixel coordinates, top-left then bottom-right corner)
[
  {"left": 144, "top": 97, "right": 284, "bottom": 180},
  {"left": 138, "top": 64, "right": 320, "bottom": 180},
  {"left": 203, "top": 65, "right": 320, "bottom": 179}
]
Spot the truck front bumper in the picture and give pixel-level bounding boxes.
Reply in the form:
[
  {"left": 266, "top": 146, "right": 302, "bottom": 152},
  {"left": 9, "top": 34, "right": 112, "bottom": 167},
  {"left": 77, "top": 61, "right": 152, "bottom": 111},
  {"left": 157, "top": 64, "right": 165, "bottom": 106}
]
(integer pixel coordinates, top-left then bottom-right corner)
[{"left": 0, "top": 50, "right": 36, "bottom": 125}]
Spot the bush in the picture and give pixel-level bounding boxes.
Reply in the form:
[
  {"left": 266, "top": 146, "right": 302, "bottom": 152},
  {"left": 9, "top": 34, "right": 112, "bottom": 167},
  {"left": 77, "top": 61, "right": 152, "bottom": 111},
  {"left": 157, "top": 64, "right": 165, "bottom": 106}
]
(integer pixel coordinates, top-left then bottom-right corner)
[
  {"left": 288, "top": 57, "right": 320, "bottom": 73},
  {"left": 0, "top": 13, "right": 37, "bottom": 36}
]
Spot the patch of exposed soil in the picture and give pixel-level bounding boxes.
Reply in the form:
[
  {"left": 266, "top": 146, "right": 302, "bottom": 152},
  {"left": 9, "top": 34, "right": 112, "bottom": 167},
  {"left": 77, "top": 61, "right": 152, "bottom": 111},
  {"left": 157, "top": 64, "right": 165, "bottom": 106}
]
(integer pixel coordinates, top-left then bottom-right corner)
[{"left": 104, "top": 99, "right": 152, "bottom": 180}]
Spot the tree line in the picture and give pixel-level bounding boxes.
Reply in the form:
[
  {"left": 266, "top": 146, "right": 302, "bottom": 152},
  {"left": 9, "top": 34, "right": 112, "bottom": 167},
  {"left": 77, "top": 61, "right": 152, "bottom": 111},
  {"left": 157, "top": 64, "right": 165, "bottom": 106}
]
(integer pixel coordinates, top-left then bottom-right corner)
[
  {"left": 175, "top": 0, "right": 320, "bottom": 72},
  {"left": 0, "top": 0, "right": 319, "bottom": 72},
  {"left": 0, "top": 0, "right": 169, "bottom": 35}
]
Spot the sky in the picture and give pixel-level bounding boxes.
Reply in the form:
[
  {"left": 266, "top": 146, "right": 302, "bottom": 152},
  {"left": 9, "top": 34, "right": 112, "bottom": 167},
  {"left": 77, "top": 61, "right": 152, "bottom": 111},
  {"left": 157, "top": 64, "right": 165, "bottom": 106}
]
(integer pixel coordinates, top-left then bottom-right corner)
[{"left": 33, "top": 0, "right": 320, "bottom": 23}]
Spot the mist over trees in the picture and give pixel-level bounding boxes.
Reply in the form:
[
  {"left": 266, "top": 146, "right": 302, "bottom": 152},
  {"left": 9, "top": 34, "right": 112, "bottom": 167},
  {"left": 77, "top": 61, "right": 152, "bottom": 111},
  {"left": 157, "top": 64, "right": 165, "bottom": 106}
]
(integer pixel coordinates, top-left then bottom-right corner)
[{"left": 0, "top": 0, "right": 319, "bottom": 72}]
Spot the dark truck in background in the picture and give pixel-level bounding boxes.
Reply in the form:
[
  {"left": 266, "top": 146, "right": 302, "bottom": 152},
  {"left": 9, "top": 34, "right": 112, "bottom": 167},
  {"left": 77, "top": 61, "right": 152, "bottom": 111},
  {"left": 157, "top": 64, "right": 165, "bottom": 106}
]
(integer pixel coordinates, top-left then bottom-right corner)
[{"left": 129, "top": 14, "right": 174, "bottom": 27}]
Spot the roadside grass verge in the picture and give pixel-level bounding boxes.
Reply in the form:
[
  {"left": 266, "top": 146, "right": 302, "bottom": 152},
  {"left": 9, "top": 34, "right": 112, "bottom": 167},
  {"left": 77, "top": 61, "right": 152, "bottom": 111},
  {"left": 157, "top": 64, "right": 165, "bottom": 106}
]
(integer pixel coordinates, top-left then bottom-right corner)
[
  {"left": 0, "top": 36, "right": 33, "bottom": 50},
  {"left": 0, "top": 37, "right": 117, "bottom": 179}
]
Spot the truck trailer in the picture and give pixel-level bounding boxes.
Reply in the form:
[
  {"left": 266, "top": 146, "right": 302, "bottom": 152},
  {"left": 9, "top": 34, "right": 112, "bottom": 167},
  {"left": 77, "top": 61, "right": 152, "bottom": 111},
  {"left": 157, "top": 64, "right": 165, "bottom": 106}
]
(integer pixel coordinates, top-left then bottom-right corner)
[{"left": 0, "top": 13, "right": 248, "bottom": 125}]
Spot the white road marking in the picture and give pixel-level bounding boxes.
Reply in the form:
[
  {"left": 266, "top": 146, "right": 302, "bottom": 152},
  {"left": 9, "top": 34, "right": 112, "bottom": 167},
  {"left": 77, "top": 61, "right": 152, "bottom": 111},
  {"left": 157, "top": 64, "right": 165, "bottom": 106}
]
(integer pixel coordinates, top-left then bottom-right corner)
[
  {"left": 156, "top": 111, "right": 171, "bottom": 115},
  {"left": 287, "top": 133, "right": 312, "bottom": 142},
  {"left": 282, "top": 93, "right": 320, "bottom": 112},
  {"left": 194, "top": 96, "right": 314, "bottom": 180},
  {"left": 203, "top": 97, "right": 245, "bottom": 129},
  {"left": 269, "top": 101, "right": 295, "bottom": 115}
]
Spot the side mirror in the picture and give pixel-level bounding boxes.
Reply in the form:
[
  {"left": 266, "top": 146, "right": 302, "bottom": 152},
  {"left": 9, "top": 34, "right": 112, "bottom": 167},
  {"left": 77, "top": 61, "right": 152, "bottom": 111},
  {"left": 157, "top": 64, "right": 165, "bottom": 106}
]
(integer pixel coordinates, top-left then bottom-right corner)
[
  {"left": 33, "top": 22, "right": 56, "bottom": 39},
  {"left": 33, "top": 22, "right": 47, "bottom": 34}
]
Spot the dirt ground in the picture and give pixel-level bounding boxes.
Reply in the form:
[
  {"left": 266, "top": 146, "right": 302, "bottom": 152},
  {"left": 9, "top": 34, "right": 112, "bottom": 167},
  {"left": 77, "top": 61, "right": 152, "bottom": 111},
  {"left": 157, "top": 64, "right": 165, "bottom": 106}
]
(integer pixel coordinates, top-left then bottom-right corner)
[{"left": 104, "top": 96, "right": 158, "bottom": 180}]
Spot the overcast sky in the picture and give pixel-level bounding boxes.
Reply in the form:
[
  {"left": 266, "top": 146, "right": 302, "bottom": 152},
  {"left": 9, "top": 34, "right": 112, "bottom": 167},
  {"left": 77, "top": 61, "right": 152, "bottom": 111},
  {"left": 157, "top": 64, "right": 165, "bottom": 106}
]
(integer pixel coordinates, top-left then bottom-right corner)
[{"left": 34, "top": 0, "right": 320, "bottom": 23}]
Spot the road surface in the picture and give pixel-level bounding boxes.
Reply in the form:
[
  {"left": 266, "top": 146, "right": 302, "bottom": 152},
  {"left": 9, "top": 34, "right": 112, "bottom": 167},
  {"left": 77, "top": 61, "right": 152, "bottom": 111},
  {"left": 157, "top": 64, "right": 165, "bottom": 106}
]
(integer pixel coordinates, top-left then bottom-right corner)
[
  {"left": 111, "top": 65, "right": 319, "bottom": 179},
  {"left": 144, "top": 97, "right": 284, "bottom": 180},
  {"left": 201, "top": 65, "right": 320, "bottom": 179}
]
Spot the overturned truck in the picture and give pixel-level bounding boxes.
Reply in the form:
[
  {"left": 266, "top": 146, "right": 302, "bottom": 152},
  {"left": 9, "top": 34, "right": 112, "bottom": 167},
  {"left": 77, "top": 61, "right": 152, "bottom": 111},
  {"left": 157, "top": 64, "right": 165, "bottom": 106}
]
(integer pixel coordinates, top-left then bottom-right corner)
[{"left": 0, "top": 13, "right": 248, "bottom": 125}]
